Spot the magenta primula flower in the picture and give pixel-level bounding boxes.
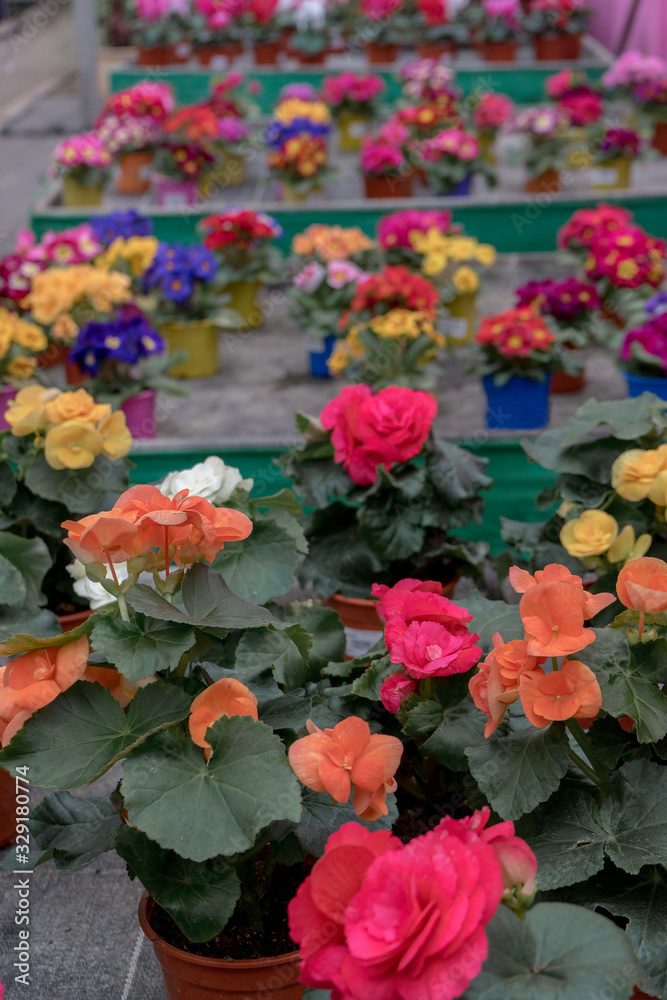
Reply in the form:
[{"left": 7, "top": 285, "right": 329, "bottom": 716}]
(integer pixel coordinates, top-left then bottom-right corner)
[{"left": 326, "top": 260, "right": 366, "bottom": 289}]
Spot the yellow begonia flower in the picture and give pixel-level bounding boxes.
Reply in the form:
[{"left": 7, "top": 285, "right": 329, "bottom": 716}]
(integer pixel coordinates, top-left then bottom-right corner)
[
  {"left": 6, "top": 356, "right": 37, "bottom": 379},
  {"left": 44, "top": 387, "right": 110, "bottom": 426},
  {"left": 557, "top": 500, "right": 576, "bottom": 518},
  {"left": 44, "top": 421, "right": 105, "bottom": 470},
  {"left": 453, "top": 266, "right": 479, "bottom": 294},
  {"left": 99, "top": 409, "right": 132, "bottom": 461},
  {"left": 560, "top": 509, "right": 619, "bottom": 559},
  {"left": 648, "top": 469, "right": 667, "bottom": 507},
  {"left": 6, "top": 385, "right": 61, "bottom": 436},
  {"left": 12, "top": 319, "right": 47, "bottom": 352},
  {"left": 607, "top": 524, "right": 652, "bottom": 565},
  {"left": 611, "top": 445, "right": 667, "bottom": 501}
]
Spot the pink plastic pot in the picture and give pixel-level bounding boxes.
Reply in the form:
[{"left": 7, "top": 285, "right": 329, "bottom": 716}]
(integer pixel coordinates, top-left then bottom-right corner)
[
  {"left": 120, "top": 388, "right": 156, "bottom": 439},
  {"left": 154, "top": 176, "right": 200, "bottom": 207},
  {"left": 0, "top": 384, "right": 17, "bottom": 431}
]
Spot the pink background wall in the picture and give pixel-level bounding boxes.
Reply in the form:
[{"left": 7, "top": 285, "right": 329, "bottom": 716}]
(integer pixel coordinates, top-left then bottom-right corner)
[{"left": 588, "top": 0, "right": 667, "bottom": 57}]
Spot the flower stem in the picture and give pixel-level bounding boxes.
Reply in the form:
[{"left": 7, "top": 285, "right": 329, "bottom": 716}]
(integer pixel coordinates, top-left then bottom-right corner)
[
  {"left": 164, "top": 526, "right": 170, "bottom": 578},
  {"left": 566, "top": 718, "right": 609, "bottom": 791},
  {"left": 638, "top": 609, "right": 645, "bottom": 640},
  {"left": 568, "top": 749, "right": 602, "bottom": 787},
  {"left": 117, "top": 593, "right": 130, "bottom": 623},
  {"left": 551, "top": 656, "right": 559, "bottom": 672}
]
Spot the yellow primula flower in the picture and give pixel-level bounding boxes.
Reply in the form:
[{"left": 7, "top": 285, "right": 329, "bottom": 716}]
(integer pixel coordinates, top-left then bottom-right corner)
[
  {"left": 369, "top": 309, "right": 424, "bottom": 340},
  {"left": 6, "top": 385, "right": 62, "bottom": 436},
  {"left": 327, "top": 341, "right": 351, "bottom": 376},
  {"left": 611, "top": 445, "right": 667, "bottom": 501},
  {"left": 607, "top": 525, "right": 652, "bottom": 565},
  {"left": 453, "top": 266, "right": 479, "bottom": 294},
  {"left": 0, "top": 328, "right": 12, "bottom": 360},
  {"left": 44, "top": 420, "right": 105, "bottom": 471},
  {"left": 445, "top": 237, "right": 479, "bottom": 261},
  {"left": 12, "top": 318, "right": 47, "bottom": 352},
  {"left": 559, "top": 509, "right": 619, "bottom": 560},
  {"left": 475, "top": 243, "right": 496, "bottom": 267},
  {"left": 97, "top": 236, "right": 158, "bottom": 276}
]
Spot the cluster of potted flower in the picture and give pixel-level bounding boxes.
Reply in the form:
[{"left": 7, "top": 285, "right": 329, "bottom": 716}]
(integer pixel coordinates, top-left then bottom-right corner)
[
  {"left": 96, "top": 80, "right": 175, "bottom": 196},
  {"left": 512, "top": 105, "right": 570, "bottom": 192},
  {"left": 360, "top": 121, "right": 413, "bottom": 198},
  {"left": 199, "top": 207, "right": 283, "bottom": 327},
  {"left": 619, "top": 296, "right": 667, "bottom": 400},
  {"left": 189, "top": 0, "right": 245, "bottom": 66},
  {"left": 330, "top": 264, "right": 446, "bottom": 387},
  {"left": 603, "top": 50, "right": 667, "bottom": 154},
  {"left": 130, "top": 0, "right": 194, "bottom": 64},
  {"left": 321, "top": 71, "right": 386, "bottom": 151},
  {"left": 48, "top": 133, "right": 114, "bottom": 208},
  {"left": 418, "top": 126, "right": 496, "bottom": 195},
  {"left": 470, "top": 90, "right": 514, "bottom": 162},
  {"left": 265, "top": 95, "right": 334, "bottom": 201},
  {"left": 523, "top": 0, "right": 591, "bottom": 59},
  {"left": 473, "top": 305, "right": 562, "bottom": 429}
]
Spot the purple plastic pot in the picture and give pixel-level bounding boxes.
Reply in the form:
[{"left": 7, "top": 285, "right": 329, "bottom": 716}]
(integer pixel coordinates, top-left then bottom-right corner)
[
  {"left": 0, "top": 384, "right": 17, "bottom": 431},
  {"left": 120, "top": 388, "right": 156, "bottom": 439},
  {"left": 153, "top": 176, "right": 199, "bottom": 207}
]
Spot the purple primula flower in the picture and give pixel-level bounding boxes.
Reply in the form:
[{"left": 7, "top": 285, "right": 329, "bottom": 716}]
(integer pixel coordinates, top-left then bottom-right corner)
[
  {"left": 71, "top": 312, "right": 164, "bottom": 375},
  {"left": 89, "top": 210, "right": 153, "bottom": 246},
  {"left": 646, "top": 290, "right": 667, "bottom": 317}
]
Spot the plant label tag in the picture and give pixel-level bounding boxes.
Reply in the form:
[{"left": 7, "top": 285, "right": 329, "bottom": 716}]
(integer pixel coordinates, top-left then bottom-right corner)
[
  {"left": 441, "top": 317, "right": 468, "bottom": 341},
  {"left": 589, "top": 167, "right": 618, "bottom": 185},
  {"left": 210, "top": 56, "right": 226, "bottom": 69},
  {"left": 175, "top": 42, "right": 191, "bottom": 57},
  {"left": 344, "top": 627, "right": 384, "bottom": 658},
  {"left": 162, "top": 191, "right": 190, "bottom": 207},
  {"left": 349, "top": 121, "right": 367, "bottom": 138}
]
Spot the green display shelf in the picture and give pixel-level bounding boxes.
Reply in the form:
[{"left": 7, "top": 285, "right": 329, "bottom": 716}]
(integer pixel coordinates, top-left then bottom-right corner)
[
  {"left": 29, "top": 190, "right": 667, "bottom": 255},
  {"left": 128, "top": 437, "right": 555, "bottom": 555},
  {"left": 109, "top": 61, "right": 607, "bottom": 112}
]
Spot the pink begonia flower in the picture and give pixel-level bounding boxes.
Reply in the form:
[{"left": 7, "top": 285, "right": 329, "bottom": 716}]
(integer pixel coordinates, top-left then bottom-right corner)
[
  {"left": 372, "top": 577, "right": 443, "bottom": 616},
  {"left": 288, "top": 819, "right": 504, "bottom": 1000},
  {"left": 376, "top": 584, "right": 472, "bottom": 630},
  {"left": 379, "top": 672, "right": 416, "bottom": 712},
  {"left": 326, "top": 260, "right": 366, "bottom": 289},
  {"left": 438, "top": 806, "right": 537, "bottom": 894},
  {"left": 388, "top": 618, "right": 482, "bottom": 678},
  {"left": 294, "top": 261, "right": 325, "bottom": 292},
  {"left": 320, "top": 385, "right": 437, "bottom": 487}
]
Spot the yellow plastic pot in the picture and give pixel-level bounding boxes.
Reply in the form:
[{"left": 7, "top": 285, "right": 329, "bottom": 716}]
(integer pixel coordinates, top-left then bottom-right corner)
[
  {"left": 591, "top": 158, "right": 632, "bottom": 191},
  {"left": 445, "top": 292, "right": 477, "bottom": 344},
  {"left": 200, "top": 149, "right": 246, "bottom": 198},
  {"left": 478, "top": 132, "right": 497, "bottom": 165},
  {"left": 565, "top": 127, "right": 592, "bottom": 171},
  {"left": 338, "top": 113, "right": 370, "bottom": 152},
  {"left": 224, "top": 280, "right": 263, "bottom": 328},
  {"left": 158, "top": 319, "right": 218, "bottom": 378},
  {"left": 62, "top": 177, "right": 104, "bottom": 207},
  {"left": 282, "top": 182, "right": 311, "bottom": 203}
]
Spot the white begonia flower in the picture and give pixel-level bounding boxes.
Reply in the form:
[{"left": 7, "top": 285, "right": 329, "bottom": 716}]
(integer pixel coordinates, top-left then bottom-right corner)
[
  {"left": 67, "top": 560, "right": 129, "bottom": 611},
  {"left": 159, "top": 455, "right": 254, "bottom": 505}
]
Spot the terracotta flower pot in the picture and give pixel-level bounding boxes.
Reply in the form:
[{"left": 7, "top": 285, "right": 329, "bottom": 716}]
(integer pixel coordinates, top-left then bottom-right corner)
[
  {"left": 416, "top": 40, "right": 456, "bottom": 59},
  {"left": 296, "top": 49, "right": 327, "bottom": 65},
  {"left": 652, "top": 120, "right": 667, "bottom": 156},
  {"left": 136, "top": 44, "right": 177, "bottom": 66},
  {"left": 524, "top": 168, "right": 560, "bottom": 193},
  {"left": 58, "top": 609, "right": 93, "bottom": 632},
  {"left": 116, "top": 150, "right": 153, "bottom": 196},
  {"left": 139, "top": 895, "right": 305, "bottom": 1000},
  {"left": 481, "top": 40, "right": 517, "bottom": 62},
  {"left": 196, "top": 43, "right": 238, "bottom": 67},
  {"left": 551, "top": 368, "right": 585, "bottom": 394},
  {"left": 279, "top": 26, "right": 295, "bottom": 51},
  {"left": 560, "top": 32, "right": 582, "bottom": 59},
  {"left": 365, "top": 41, "right": 398, "bottom": 64},
  {"left": 65, "top": 361, "right": 87, "bottom": 386},
  {"left": 364, "top": 173, "right": 413, "bottom": 198},
  {"left": 36, "top": 341, "right": 70, "bottom": 368},
  {"left": 254, "top": 40, "right": 281, "bottom": 65},
  {"left": 325, "top": 592, "right": 383, "bottom": 631},
  {"left": 0, "top": 768, "right": 16, "bottom": 847},
  {"left": 534, "top": 33, "right": 567, "bottom": 60}
]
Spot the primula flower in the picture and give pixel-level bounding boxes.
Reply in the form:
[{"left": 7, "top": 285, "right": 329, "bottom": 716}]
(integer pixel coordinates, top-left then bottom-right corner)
[
  {"left": 288, "top": 716, "right": 403, "bottom": 821},
  {"left": 388, "top": 619, "right": 482, "bottom": 679},
  {"left": 360, "top": 136, "right": 406, "bottom": 176},
  {"left": 0, "top": 637, "right": 89, "bottom": 747},
  {"left": 611, "top": 445, "right": 667, "bottom": 501},
  {"left": 473, "top": 92, "right": 514, "bottom": 130},
  {"left": 294, "top": 261, "right": 325, "bottom": 292},
  {"left": 292, "top": 224, "right": 373, "bottom": 262},
  {"left": 189, "top": 678, "right": 259, "bottom": 759},
  {"left": 379, "top": 673, "right": 417, "bottom": 713},
  {"left": 469, "top": 633, "right": 545, "bottom": 737},
  {"left": 377, "top": 210, "right": 454, "bottom": 249},
  {"left": 326, "top": 260, "right": 366, "bottom": 289},
  {"left": 288, "top": 819, "right": 504, "bottom": 1000},
  {"left": 89, "top": 210, "right": 153, "bottom": 247},
  {"left": 559, "top": 91, "right": 603, "bottom": 126},
  {"left": 616, "top": 556, "right": 667, "bottom": 613},
  {"left": 520, "top": 659, "right": 602, "bottom": 728}
]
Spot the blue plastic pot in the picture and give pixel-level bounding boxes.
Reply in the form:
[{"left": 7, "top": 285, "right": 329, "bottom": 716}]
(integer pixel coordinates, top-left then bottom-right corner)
[
  {"left": 448, "top": 175, "right": 473, "bottom": 196},
  {"left": 483, "top": 374, "right": 552, "bottom": 431},
  {"left": 624, "top": 371, "right": 667, "bottom": 401},
  {"left": 309, "top": 334, "right": 337, "bottom": 378}
]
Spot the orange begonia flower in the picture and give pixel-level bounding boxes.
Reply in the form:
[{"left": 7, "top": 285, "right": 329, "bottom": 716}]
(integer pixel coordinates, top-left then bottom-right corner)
[
  {"left": 84, "top": 666, "right": 153, "bottom": 708},
  {"left": 519, "top": 581, "right": 603, "bottom": 657},
  {"left": 289, "top": 716, "right": 403, "bottom": 822},
  {"left": 0, "top": 637, "right": 89, "bottom": 747},
  {"left": 62, "top": 509, "right": 147, "bottom": 564},
  {"left": 519, "top": 659, "right": 602, "bottom": 729},
  {"left": 616, "top": 556, "right": 667, "bottom": 613},
  {"left": 470, "top": 633, "right": 545, "bottom": 738},
  {"left": 509, "top": 564, "right": 615, "bottom": 620},
  {"left": 189, "top": 677, "right": 259, "bottom": 759}
]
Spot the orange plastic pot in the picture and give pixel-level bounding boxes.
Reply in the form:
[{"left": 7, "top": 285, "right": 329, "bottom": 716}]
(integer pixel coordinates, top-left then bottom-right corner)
[
  {"left": 254, "top": 40, "right": 281, "bottom": 65},
  {"left": 364, "top": 172, "right": 413, "bottom": 198},
  {"left": 365, "top": 41, "right": 397, "bottom": 64},
  {"left": 652, "top": 121, "right": 667, "bottom": 155},
  {"left": 196, "top": 43, "right": 238, "bottom": 66},
  {"left": 65, "top": 361, "right": 87, "bottom": 385},
  {"left": 139, "top": 895, "right": 305, "bottom": 1000},
  {"left": 58, "top": 609, "right": 93, "bottom": 632},
  {"left": 116, "top": 150, "right": 153, "bottom": 195},
  {"left": 560, "top": 32, "right": 582, "bottom": 58},
  {"left": 551, "top": 368, "right": 585, "bottom": 394},
  {"left": 0, "top": 768, "right": 16, "bottom": 847},
  {"left": 297, "top": 50, "right": 327, "bottom": 64},
  {"left": 325, "top": 593, "right": 382, "bottom": 630},
  {"left": 36, "top": 341, "right": 69, "bottom": 368},
  {"left": 524, "top": 168, "right": 560, "bottom": 193},
  {"left": 481, "top": 40, "right": 517, "bottom": 61},
  {"left": 416, "top": 41, "right": 456, "bottom": 58}
]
